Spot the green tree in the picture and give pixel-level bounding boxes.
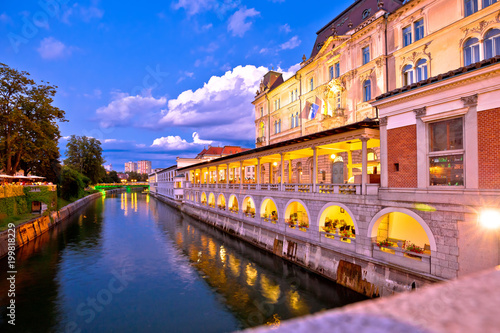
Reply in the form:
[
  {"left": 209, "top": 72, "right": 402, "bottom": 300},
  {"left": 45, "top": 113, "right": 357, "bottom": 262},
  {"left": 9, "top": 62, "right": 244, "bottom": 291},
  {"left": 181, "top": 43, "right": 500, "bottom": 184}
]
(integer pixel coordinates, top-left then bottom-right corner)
[
  {"left": 101, "top": 170, "right": 120, "bottom": 183},
  {"left": 64, "top": 135, "right": 105, "bottom": 184},
  {"left": 59, "top": 166, "right": 90, "bottom": 200},
  {"left": 0, "top": 63, "right": 66, "bottom": 175}
]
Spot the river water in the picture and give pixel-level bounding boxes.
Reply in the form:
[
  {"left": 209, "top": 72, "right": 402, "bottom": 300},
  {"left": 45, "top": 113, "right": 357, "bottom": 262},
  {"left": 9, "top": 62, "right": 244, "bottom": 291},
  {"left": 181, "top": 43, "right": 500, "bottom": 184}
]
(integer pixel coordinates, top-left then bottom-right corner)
[{"left": 0, "top": 192, "right": 366, "bottom": 332}]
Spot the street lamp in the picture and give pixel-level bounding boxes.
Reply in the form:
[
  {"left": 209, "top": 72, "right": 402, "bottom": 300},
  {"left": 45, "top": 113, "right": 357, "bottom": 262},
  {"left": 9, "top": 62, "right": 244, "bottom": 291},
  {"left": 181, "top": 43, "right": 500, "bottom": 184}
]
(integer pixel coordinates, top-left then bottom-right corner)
[{"left": 479, "top": 209, "right": 500, "bottom": 230}]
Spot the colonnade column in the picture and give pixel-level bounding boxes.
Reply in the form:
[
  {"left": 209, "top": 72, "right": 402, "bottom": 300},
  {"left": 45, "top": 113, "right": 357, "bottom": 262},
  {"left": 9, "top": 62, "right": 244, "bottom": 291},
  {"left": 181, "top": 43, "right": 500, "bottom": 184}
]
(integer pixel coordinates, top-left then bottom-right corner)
[
  {"left": 312, "top": 147, "right": 317, "bottom": 192},
  {"left": 280, "top": 153, "right": 284, "bottom": 189},
  {"left": 379, "top": 117, "right": 388, "bottom": 188},
  {"left": 216, "top": 166, "right": 219, "bottom": 185},
  {"left": 361, "top": 136, "right": 369, "bottom": 195},
  {"left": 288, "top": 159, "right": 292, "bottom": 183},
  {"left": 257, "top": 158, "right": 261, "bottom": 186},
  {"left": 240, "top": 161, "right": 243, "bottom": 185},
  {"left": 347, "top": 150, "right": 353, "bottom": 182},
  {"left": 226, "top": 164, "right": 230, "bottom": 185}
]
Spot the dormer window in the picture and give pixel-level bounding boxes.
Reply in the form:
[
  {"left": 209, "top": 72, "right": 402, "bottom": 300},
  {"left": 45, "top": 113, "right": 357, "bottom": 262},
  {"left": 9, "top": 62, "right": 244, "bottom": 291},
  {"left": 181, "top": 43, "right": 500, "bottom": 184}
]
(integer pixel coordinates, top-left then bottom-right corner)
[{"left": 362, "top": 9, "right": 371, "bottom": 20}]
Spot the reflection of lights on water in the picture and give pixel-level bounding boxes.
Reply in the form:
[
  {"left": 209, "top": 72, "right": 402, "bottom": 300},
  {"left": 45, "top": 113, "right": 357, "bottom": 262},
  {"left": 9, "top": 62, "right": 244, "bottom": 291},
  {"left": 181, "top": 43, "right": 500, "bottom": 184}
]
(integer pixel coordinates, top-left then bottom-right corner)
[
  {"left": 146, "top": 194, "right": 149, "bottom": 204},
  {"left": 228, "top": 254, "right": 240, "bottom": 277},
  {"left": 176, "top": 232, "right": 183, "bottom": 246},
  {"left": 201, "top": 235, "right": 208, "bottom": 248},
  {"left": 246, "top": 264, "right": 258, "bottom": 286},
  {"left": 479, "top": 209, "right": 500, "bottom": 229},
  {"left": 208, "top": 240, "right": 216, "bottom": 258},
  {"left": 287, "top": 290, "right": 309, "bottom": 314},
  {"left": 219, "top": 245, "right": 226, "bottom": 263},
  {"left": 121, "top": 193, "right": 124, "bottom": 210},
  {"left": 134, "top": 193, "right": 138, "bottom": 213},
  {"left": 260, "top": 275, "right": 281, "bottom": 304},
  {"left": 197, "top": 251, "right": 202, "bottom": 263},
  {"left": 265, "top": 314, "right": 281, "bottom": 328},
  {"left": 78, "top": 214, "right": 83, "bottom": 227}
]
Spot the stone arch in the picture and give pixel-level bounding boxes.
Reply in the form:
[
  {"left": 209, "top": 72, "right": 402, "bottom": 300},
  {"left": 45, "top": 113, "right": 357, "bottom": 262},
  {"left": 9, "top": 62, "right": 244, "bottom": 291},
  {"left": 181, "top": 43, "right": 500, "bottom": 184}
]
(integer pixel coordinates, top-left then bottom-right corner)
[
  {"left": 242, "top": 195, "right": 256, "bottom": 214},
  {"left": 260, "top": 197, "right": 279, "bottom": 219},
  {"left": 217, "top": 193, "right": 226, "bottom": 208},
  {"left": 367, "top": 207, "right": 437, "bottom": 251},
  {"left": 201, "top": 192, "right": 207, "bottom": 205},
  {"left": 317, "top": 202, "right": 359, "bottom": 235},
  {"left": 228, "top": 194, "right": 239, "bottom": 212},
  {"left": 208, "top": 192, "right": 215, "bottom": 207},
  {"left": 284, "top": 199, "right": 311, "bottom": 227}
]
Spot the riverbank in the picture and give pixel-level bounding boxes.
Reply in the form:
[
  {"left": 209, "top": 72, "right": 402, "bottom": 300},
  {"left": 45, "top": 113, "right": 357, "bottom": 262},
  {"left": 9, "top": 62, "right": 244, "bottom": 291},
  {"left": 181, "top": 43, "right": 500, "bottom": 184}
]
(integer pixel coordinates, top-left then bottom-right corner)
[{"left": 0, "top": 188, "right": 123, "bottom": 259}]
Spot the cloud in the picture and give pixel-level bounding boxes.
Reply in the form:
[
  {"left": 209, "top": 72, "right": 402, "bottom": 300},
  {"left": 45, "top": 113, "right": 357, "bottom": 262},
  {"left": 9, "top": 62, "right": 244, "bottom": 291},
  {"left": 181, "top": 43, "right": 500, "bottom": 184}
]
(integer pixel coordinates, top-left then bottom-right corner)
[
  {"left": 200, "top": 42, "right": 219, "bottom": 53},
  {"left": 201, "top": 23, "right": 213, "bottom": 31},
  {"left": 96, "top": 92, "right": 167, "bottom": 128},
  {"left": 84, "top": 89, "right": 102, "bottom": 99},
  {"left": 37, "top": 37, "right": 72, "bottom": 59},
  {"left": 151, "top": 132, "right": 212, "bottom": 150},
  {"left": 279, "top": 23, "right": 291, "bottom": 33},
  {"left": 172, "top": 0, "right": 239, "bottom": 17},
  {"left": 280, "top": 35, "right": 301, "bottom": 50},
  {"left": 176, "top": 71, "right": 195, "bottom": 84},
  {"left": 62, "top": 4, "right": 104, "bottom": 24},
  {"left": 227, "top": 7, "right": 260, "bottom": 37},
  {"left": 0, "top": 13, "right": 11, "bottom": 24}
]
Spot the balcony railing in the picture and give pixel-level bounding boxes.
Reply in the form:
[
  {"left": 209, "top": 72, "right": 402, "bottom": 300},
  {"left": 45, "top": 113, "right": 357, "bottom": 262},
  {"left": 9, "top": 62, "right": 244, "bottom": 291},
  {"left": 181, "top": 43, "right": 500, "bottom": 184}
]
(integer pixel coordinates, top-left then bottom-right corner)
[{"left": 190, "top": 182, "right": 369, "bottom": 195}]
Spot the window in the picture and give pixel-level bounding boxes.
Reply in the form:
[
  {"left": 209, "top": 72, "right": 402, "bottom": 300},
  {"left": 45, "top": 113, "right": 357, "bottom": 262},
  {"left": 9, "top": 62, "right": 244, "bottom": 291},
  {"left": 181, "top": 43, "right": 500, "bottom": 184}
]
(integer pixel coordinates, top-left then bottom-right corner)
[
  {"left": 295, "top": 112, "right": 299, "bottom": 128},
  {"left": 362, "top": 46, "right": 370, "bottom": 65},
  {"left": 336, "top": 91, "right": 341, "bottom": 109},
  {"left": 329, "top": 66, "right": 334, "bottom": 80},
  {"left": 414, "top": 19, "right": 424, "bottom": 41},
  {"left": 335, "top": 62, "right": 340, "bottom": 78},
  {"left": 484, "top": 29, "right": 500, "bottom": 59},
  {"left": 429, "top": 118, "right": 464, "bottom": 186},
  {"left": 260, "top": 107, "right": 263, "bottom": 118},
  {"left": 310, "top": 78, "right": 314, "bottom": 91},
  {"left": 464, "top": 38, "right": 480, "bottom": 66},
  {"left": 416, "top": 59, "right": 428, "bottom": 81},
  {"left": 362, "top": 9, "right": 371, "bottom": 20},
  {"left": 363, "top": 79, "right": 371, "bottom": 102},
  {"left": 483, "top": 0, "right": 497, "bottom": 7},
  {"left": 274, "top": 121, "right": 277, "bottom": 134},
  {"left": 291, "top": 113, "right": 295, "bottom": 128},
  {"left": 278, "top": 119, "right": 281, "bottom": 133},
  {"left": 402, "top": 64, "right": 414, "bottom": 86},
  {"left": 403, "top": 26, "right": 412, "bottom": 47},
  {"left": 464, "top": 0, "right": 478, "bottom": 16}
]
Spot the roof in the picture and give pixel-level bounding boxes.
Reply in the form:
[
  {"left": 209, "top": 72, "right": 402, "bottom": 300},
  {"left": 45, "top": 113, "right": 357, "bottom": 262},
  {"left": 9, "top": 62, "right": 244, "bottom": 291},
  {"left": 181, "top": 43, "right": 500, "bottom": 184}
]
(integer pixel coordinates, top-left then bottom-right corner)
[
  {"left": 178, "top": 119, "right": 379, "bottom": 171},
  {"left": 375, "top": 56, "right": 500, "bottom": 101},
  {"left": 309, "top": 0, "right": 403, "bottom": 60}
]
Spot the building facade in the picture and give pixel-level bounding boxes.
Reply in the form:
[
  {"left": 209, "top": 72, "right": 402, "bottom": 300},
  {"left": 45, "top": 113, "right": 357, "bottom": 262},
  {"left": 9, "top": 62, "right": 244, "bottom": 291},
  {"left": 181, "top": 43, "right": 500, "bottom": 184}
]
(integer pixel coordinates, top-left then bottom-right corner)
[
  {"left": 156, "top": 0, "right": 500, "bottom": 296},
  {"left": 125, "top": 162, "right": 137, "bottom": 173},
  {"left": 137, "top": 160, "right": 152, "bottom": 175}
]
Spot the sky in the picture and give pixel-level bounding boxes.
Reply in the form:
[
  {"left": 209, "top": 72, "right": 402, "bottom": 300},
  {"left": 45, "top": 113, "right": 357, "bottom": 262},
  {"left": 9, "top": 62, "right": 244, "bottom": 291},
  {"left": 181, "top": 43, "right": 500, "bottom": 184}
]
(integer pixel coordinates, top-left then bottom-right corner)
[{"left": 1, "top": 0, "right": 350, "bottom": 171}]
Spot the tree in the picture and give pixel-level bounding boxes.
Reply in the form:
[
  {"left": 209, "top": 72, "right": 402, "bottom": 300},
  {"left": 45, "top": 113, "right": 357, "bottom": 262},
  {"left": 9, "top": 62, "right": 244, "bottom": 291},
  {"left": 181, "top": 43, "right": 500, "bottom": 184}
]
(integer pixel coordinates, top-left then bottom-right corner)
[
  {"left": 64, "top": 135, "right": 105, "bottom": 184},
  {"left": 59, "top": 166, "right": 90, "bottom": 200},
  {"left": 0, "top": 63, "right": 66, "bottom": 175},
  {"left": 126, "top": 171, "right": 148, "bottom": 182},
  {"left": 101, "top": 170, "right": 120, "bottom": 183}
]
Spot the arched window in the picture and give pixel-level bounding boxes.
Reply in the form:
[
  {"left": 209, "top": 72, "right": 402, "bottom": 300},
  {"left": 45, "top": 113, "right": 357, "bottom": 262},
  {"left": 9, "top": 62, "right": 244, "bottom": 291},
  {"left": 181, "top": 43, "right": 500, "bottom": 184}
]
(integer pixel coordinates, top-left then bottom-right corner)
[
  {"left": 402, "top": 64, "right": 414, "bottom": 86},
  {"left": 484, "top": 29, "right": 500, "bottom": 59},
  {"left": 260, "top": 122, "right": 265, "bottom": 138},
  {"left": 416, "top": 59, "right": 428, "bottom": 81},
  {"left": 363, "top": 79, "right": 371, "bottom": 102},
  {"left": 464, "top": 38, "right": 480, "bottom": 66}
]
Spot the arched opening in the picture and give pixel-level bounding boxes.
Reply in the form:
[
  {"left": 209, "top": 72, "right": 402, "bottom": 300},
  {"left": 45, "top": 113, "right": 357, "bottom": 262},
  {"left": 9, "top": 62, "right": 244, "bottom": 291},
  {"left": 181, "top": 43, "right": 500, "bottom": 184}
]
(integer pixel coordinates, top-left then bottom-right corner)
[
  {"left": 31, "top": 201, "right": 42, "bottom": 213},
  {"left": 217, "top": 194, "right": 226, "bottom": 210},
  {"left": 319, "top": 204, "right": 356, "bottom": 239},
  {"left": 201, "top": 192, "right": 207, "bottom": 206},
  {"left": 228, "top": 195, "right": 239, "bottom": 213},
  {"left": 372, "top": 212, "right": 431, "bottom": 254},
  {"left": 285, "top": 201, "right": 309, "bottom": 231},
  {"left": 242, "top": 196, "right": 256, "bottom": 218},
  {"left": 208, "top": 193, "right": 215, "bottom": 208},
  {"left": 464, "top": 37, "right": 480, "bottom": 66},
  {"left": 260, "top": 198, "right": 278, "bottom": 223},
  {"left": 402, "top": 64, "right": 414, "bottom": 86}
]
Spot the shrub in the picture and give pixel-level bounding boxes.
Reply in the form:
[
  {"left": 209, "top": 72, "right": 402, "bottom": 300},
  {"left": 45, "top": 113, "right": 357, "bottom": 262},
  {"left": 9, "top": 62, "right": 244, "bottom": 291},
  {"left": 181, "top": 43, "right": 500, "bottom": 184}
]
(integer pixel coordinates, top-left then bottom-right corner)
[{"left": 59, "top": 166, "right": 87, "bottom": 200}]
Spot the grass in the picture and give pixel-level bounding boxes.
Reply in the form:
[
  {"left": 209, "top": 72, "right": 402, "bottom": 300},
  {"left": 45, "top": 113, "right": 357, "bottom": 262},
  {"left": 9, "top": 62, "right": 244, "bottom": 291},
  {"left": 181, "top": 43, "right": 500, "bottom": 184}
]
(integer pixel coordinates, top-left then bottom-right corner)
[{"left": 0, "top": 189, "right": 101, "bottom": 232}]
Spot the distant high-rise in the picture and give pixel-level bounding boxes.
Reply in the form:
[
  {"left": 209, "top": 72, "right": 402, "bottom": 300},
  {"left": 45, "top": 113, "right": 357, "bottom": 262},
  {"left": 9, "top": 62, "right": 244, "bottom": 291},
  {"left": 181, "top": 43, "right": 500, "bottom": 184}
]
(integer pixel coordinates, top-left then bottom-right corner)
[
  {"left": 125, "top": 161, "right": 137, "bottom": 172},
  {"left": 137, "top": 160, "right": 152, "bottom": 174}
]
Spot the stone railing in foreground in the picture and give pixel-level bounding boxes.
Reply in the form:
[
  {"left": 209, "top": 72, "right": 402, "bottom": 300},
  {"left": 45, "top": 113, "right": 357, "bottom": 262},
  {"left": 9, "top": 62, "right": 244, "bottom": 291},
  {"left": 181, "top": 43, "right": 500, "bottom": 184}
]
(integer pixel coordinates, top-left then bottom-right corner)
[{"left": 244, "top": 266, "right": 500, "bottom": 333}]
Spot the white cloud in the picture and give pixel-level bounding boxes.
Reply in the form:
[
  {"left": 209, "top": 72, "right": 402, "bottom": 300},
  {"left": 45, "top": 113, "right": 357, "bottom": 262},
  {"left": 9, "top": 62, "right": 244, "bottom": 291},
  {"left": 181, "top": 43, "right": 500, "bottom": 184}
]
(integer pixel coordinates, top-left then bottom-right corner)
[
  {"left": 279, "top": 23, "right": 291, "bottom": 33},
  {"left": 151, "top": 132, "right": 212, "bottom": 150},
  {"left": 96, "top": 92, "right": 167, "bottom": 128},
  {"left": 227, "top": 7, "right": 260, "bottom": 37},
  {"left": 201, "top": 23, "right": 213, "bottom": 31},
  {"left": 62, "top": 4, "right": 104, "bottom": 24},
  {"left": 37, "top": 37, "right": 72, "bottom": 59},
  {"left": 172, "top": 0, "right": 239, "bottom": 16},
  {"left": 280, "top": 35, "right": 301, "bottom": 50}
]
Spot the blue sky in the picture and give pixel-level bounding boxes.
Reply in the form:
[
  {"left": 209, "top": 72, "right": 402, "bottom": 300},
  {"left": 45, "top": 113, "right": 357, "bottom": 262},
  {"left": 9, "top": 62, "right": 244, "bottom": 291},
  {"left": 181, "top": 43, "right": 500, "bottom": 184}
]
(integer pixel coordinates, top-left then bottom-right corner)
[{"left": 1, "top": 0, "right": 348, "bottom": 171}]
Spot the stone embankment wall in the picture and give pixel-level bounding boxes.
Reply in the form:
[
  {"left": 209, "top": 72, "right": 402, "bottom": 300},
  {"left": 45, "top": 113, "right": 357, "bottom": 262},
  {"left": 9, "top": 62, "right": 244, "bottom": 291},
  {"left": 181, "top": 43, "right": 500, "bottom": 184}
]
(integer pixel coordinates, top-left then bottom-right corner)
[
  {"left": 150, "top": 191, "right": 439, "bottom": 297},
  {"left": 0, "top": 189, "right": 122, "bottom": 259}
]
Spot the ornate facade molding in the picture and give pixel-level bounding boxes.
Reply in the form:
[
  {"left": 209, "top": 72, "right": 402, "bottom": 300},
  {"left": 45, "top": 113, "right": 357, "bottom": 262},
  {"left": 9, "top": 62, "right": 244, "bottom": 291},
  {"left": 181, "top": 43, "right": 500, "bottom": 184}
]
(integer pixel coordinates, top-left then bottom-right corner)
[
  {"left": 461, "top": 94, "right": 478, "bottom": 107},
  {"left": 413, "top": 106, "right": 427, "bottom": 118},
  {"left": 379, "top": 116, "right": 388, "bottom": 126},
  {"left": 460, "top": 12, "right": 500, "bottom": 45}
]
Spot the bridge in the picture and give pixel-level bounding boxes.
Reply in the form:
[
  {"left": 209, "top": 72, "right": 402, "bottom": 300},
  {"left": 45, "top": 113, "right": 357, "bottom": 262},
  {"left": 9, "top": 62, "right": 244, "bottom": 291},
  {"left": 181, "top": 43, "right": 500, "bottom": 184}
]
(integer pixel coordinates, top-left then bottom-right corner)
[{"left": 93, "top": 182, "right": 149, "bottom": 191}]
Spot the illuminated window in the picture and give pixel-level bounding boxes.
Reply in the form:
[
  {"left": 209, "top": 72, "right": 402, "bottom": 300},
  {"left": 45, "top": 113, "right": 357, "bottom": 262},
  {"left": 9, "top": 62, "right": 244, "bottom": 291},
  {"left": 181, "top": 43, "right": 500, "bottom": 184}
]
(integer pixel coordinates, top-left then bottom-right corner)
[
  {"left": 429, "top": 118, "right": 464, "bottom": 186},
  {"left": 464, "top": 38, "right": 480, "bottom": 65},
  {"left": 484, "top": 29, "right": 500, "bottom": 59}
]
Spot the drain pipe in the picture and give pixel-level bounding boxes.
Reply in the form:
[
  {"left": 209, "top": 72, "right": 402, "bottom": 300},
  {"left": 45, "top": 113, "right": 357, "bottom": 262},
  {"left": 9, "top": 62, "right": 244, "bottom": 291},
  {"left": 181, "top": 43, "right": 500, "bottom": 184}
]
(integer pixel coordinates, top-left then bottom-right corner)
[{"left": 384, "top": 12, "right": 389, "bottom": 95}]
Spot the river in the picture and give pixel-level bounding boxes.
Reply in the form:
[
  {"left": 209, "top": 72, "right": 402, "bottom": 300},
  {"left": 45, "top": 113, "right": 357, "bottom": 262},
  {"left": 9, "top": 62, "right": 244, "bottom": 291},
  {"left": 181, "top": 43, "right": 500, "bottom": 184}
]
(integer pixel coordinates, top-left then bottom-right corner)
[{"left": 0, "top": 191, "right": 366, "bottom": 332}]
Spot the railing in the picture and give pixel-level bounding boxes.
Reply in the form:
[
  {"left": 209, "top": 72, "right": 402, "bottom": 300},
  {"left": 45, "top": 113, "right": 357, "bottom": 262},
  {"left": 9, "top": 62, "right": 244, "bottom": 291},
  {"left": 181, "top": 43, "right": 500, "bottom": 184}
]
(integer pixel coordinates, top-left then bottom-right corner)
[
  {"left": 372, "top": 242, "right": 431, "bottom": 273},
  {"left": 189, "top": 182, "right": 369, "bottom": 195}
]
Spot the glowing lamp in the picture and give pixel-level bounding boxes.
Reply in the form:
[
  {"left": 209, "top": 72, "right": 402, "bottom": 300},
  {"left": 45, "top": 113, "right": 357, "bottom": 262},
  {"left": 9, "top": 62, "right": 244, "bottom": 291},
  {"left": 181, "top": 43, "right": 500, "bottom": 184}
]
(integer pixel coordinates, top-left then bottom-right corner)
[
  {"left": 330, "top": 154, "right": 336, "bottom": 160},
  {"left": 479, "top": 209, "right": 500, "bottom": 230}
]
